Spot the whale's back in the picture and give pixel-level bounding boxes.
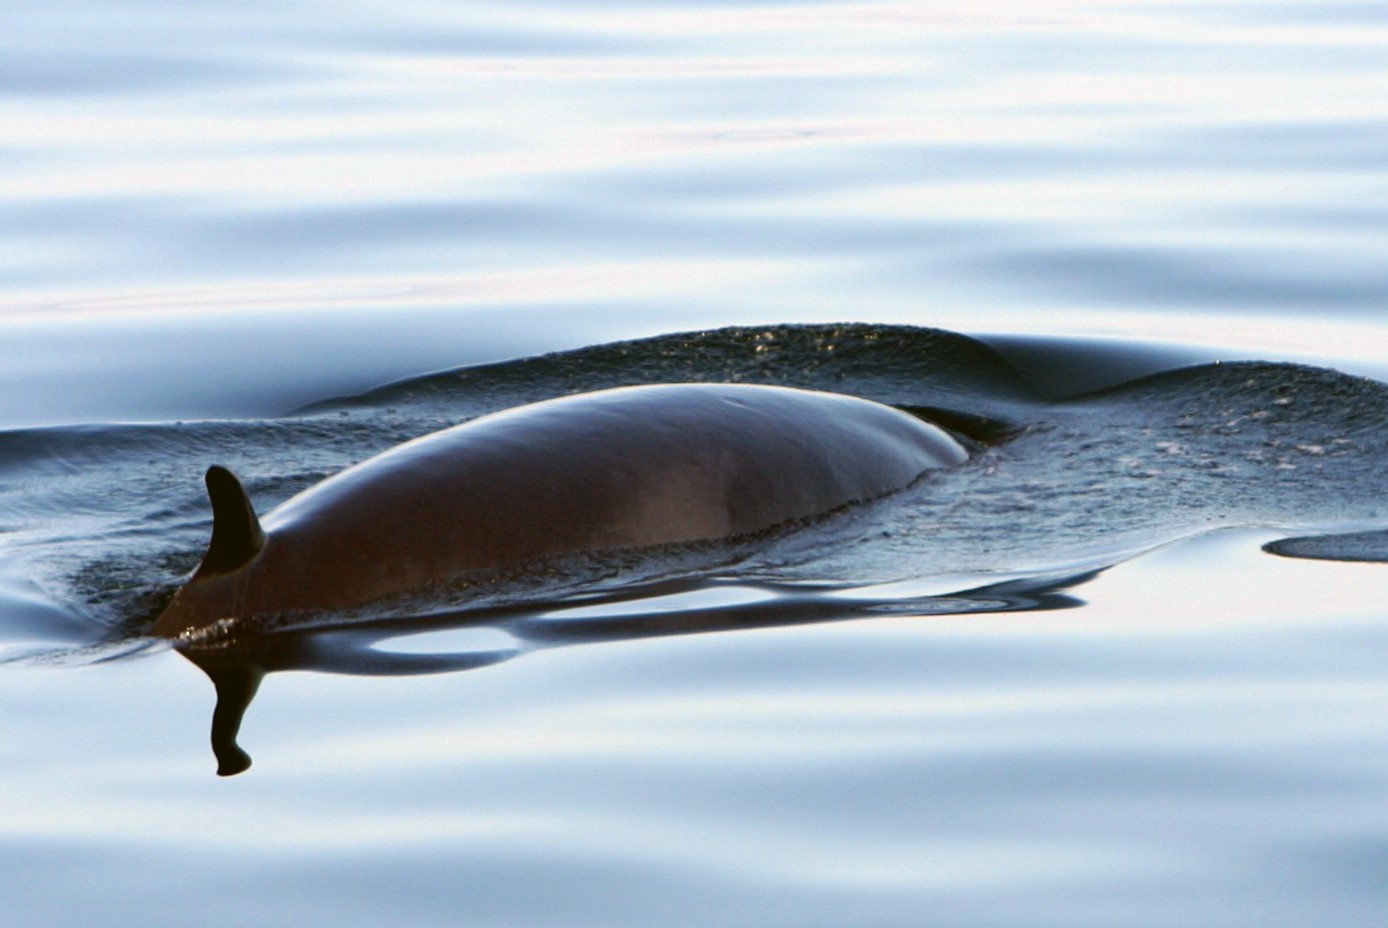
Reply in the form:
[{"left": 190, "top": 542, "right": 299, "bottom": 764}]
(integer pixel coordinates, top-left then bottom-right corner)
[{"left": 154, "top": 383, "right": 966, "bottom": 636}]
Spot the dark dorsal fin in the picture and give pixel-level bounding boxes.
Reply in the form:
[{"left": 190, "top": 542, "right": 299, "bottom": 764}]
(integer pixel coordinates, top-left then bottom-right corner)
[{"left": 194, "top": 465, "right": 266, "bottom": 579}]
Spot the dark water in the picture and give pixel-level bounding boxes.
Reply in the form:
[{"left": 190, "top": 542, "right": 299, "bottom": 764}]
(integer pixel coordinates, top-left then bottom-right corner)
[{"left": 4, "top": 0, "right": 1388, "bottom": 925}]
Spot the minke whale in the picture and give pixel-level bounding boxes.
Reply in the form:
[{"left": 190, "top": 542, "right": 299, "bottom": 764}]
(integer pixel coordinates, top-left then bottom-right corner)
[{"left": 152, "top": 383, "right": 968, "bottom": 640}]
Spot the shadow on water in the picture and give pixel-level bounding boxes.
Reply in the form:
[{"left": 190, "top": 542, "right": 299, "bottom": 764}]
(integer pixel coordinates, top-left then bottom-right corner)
[{"left": 178, "top": 570, "right": 1094, "bottom": 776}]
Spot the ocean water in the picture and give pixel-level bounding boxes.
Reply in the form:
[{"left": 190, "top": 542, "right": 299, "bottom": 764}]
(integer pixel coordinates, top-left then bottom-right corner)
[{"left": 3, "top": 1, "right": 1388, "bottom": 925}]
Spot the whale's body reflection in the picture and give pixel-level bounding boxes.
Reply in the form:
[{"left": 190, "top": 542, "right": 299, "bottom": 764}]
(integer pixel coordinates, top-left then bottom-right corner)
[{"left": 178, "top": 570, "right": 1092, "bottom": 775}]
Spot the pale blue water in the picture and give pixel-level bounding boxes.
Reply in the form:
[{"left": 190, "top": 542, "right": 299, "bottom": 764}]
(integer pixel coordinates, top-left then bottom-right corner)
[{"left": 3, "top": 2, "right": 1388, "bottom": 925}]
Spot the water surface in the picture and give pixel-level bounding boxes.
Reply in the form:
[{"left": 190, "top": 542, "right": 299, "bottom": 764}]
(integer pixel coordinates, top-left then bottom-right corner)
[{"left": 3, "top": 1, "right": 1387, "bottom": 925}]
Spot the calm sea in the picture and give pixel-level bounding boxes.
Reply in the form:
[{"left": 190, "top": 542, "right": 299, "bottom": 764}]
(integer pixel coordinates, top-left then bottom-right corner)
[{"left": 3, "top": 2, "right": 1387, "bottom": 925}]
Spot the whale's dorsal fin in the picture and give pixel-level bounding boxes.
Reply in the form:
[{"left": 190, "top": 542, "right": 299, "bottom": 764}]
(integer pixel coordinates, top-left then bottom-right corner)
[{"left": 194, "top": 465, "right": 265, "bottom": 579}]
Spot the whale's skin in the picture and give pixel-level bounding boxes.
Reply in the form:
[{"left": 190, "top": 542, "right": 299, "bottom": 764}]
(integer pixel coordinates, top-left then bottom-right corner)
[{"left": 152, "top": 383, "right": 967, "bottom": 638}]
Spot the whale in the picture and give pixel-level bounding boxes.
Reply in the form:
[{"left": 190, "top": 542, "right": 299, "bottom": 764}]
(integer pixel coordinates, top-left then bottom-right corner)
[{"left": 151, "top": 382, "right": 968, "bottom": 641}]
